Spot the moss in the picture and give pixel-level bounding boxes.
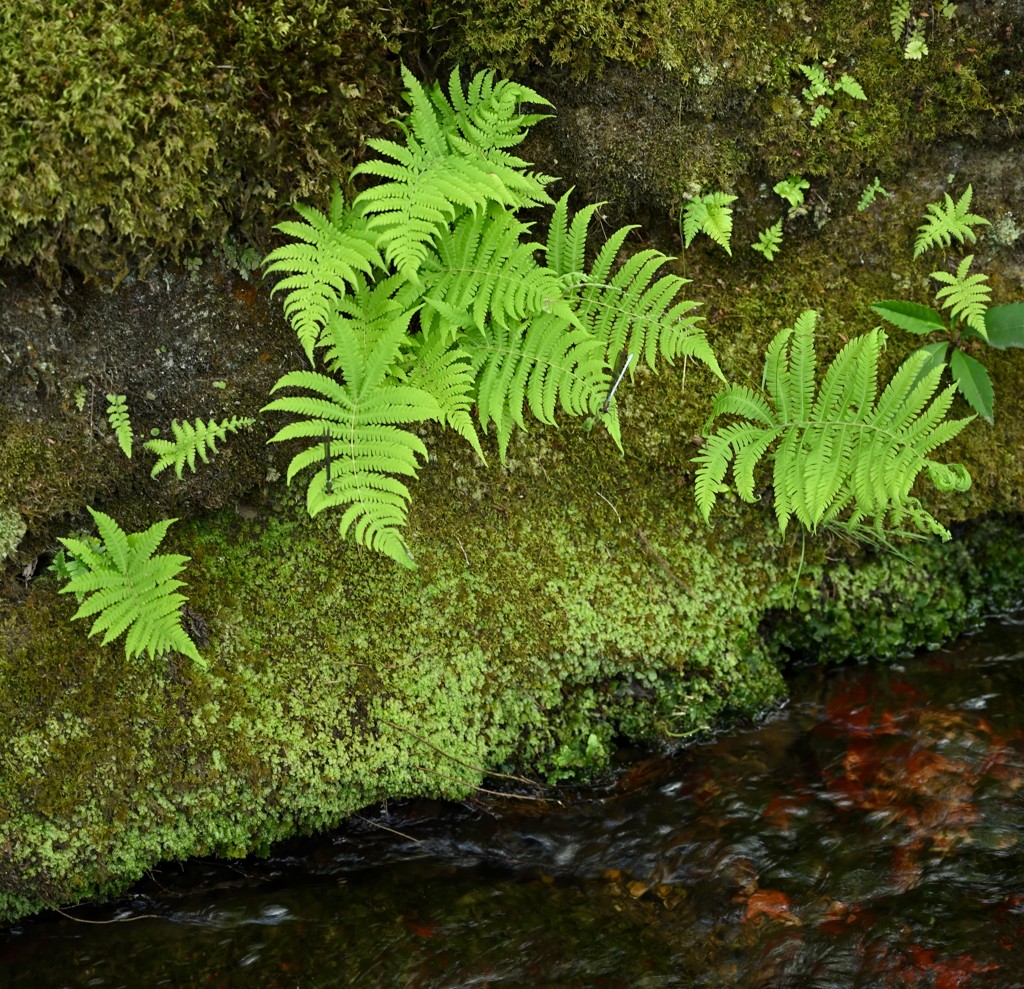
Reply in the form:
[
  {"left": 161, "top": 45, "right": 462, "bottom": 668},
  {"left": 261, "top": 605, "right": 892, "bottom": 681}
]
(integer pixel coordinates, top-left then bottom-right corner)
[
  {"left": 2, "top": 0, "right": 1024, "bottom": 928},
  {"left": 0, "top": 0, "right": 414, "bottom": 283}
]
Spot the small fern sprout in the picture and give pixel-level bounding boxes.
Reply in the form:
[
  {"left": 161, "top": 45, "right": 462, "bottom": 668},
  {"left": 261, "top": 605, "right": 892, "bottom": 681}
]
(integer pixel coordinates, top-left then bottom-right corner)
[
  {"left": 52, "top": 508, "right": 205, "bottom": 668},
  {"left": 106, "top": 393, "right": 133, "bottom": 459},
  {"left": 913, "top": 186, "right": 989, "bottom": 258},
  {"left": 773, "top": 177, "right": 809, "bottom": 210},
  {"left": 930, "top": 255, "right": 992, "bottom": 336},
  {"left": 681, "top": 192, "right": 737, "bottom": 255},
  {"left": 751, "top": 220, "right": 784, "bottom": 261},
  {"left": 144, "top": 416, "right": 254, "bottom": 480}
]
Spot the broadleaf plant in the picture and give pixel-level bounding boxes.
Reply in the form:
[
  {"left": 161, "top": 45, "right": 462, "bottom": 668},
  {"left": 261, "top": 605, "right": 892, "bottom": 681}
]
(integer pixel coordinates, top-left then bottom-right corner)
[
  {"left": 263, "top": 66, "right": 723, "bottom": 567},
  {"left": 873, "top": 257, "right": 1024, "bottom": 424},
  {"left": 695, "top": 310, "right": 972, "bottom": 542}
]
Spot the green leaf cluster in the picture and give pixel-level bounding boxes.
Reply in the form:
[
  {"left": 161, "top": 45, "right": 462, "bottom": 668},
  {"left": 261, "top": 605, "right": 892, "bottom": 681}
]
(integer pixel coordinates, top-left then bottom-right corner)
[
  {"left": 680, "top": 192, "right": 737, "bottom": 255},
  {"left": 797, "top": 63, "right": 866, "bottom": 128},
  {"left": 913, "top": 186, "right": 989, "bottom": 258},
  {"left": 695, "top": 311, "right": 972, "bottom": 542},
  {"left": 144, "top": 416, "right": 255, "bottom": 480},
  {"left": 873, "top": 259, "right": 1024, "bottom": 424},
  {"left": 105, "top": 394, "right": 133, "bottom": 459},
  {"left": 52, "top": 509, "right": 204, "bottom": 667},
  {"left": 264, "top": 66, "right": 722, "bottom": 567},
  {"left": 751, "top": 220, "right": 784, "bottom": 261}
]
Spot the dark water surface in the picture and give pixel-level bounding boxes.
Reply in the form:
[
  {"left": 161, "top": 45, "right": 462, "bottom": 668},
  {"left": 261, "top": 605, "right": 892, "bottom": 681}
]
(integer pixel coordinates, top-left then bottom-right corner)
[{"left": 4, "top": 618, "right": 1024, "bottom": 988}]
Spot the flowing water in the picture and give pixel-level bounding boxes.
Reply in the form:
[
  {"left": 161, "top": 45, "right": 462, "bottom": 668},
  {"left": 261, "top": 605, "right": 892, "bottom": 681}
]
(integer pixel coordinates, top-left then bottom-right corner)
[{"left": 4, "top": 617, "right": 1024, "bottom": 988}]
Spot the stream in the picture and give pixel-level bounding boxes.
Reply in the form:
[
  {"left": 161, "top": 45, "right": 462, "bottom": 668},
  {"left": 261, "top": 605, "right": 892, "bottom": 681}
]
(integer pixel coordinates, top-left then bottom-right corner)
[{"left": 3, "top": 616, "right": 1024, "bottom": 988}]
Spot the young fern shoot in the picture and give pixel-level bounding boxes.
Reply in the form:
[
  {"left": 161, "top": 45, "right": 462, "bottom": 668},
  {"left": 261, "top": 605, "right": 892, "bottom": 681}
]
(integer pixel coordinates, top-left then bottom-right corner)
[
  {"left": 144, "top": 415, "right": 255, "bottom": 479},
  {"left": 106, "top": 393, "right": 133, "bottom": 459},
  {"left": 914, "top": 186, "right": 989, "bottom": 258}
]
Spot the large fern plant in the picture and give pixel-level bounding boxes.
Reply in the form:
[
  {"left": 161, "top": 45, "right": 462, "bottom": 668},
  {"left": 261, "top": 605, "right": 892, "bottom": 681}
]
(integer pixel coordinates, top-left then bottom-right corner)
[
  {"left": 695, "top": 311, "right": 973, "bottom": 542},
  {"left": 263, "top": 66, "right": 722, "bottom": 567}
]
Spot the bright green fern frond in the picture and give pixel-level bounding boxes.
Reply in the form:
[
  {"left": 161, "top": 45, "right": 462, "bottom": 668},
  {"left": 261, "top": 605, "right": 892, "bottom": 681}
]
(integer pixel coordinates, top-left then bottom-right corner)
[
  {"left": 436, "top": 65, "right": 553, "bottom": 155},
  {"left": 751, "top": 220, "right": 784, "bottom": 261},
  {"left": 465, "top": 313, "right": 610, "bottom": 460},
  {"left": 421, "top": 204, "right": 569, "bottom": 336},
  {"left": 145, "top": 416, "right": 254, "bottom": 480},
  {"left": 913, "top": 185, "right": 989, "bottom": 258},
  {"left": 930, "top": 254, "right": 992, "bottom": 335},
  {"left": 890, "top": 0, "right": 911, "bottom": 39},
  {"left": 56, "top": 508, "right": 203, "bottom": 666},
  {"left": 681, "top": 192, "right": 737, "bottom": 254},
  {"left": 105, "top": 394, "right": 133, "bottom": 459},
  {"left": 696, "top": 314, "right": 972, "bottom": 541},
  {"left": 552, "top": 206, "right": 720, "bottom": 378},
  {"left": 403, "top": 333, "right": 484, "bottom": 462},
  {"left": 318, "top": 276, "right": 419, "bottom": 374},
  {"left": 576, "top": 249, "right": 719, "bottom": 377},
  {"left": 262, "top": 316, "right": 444, "bottom": 567},
  {"left": 544, "top": 190, "right": 603, "bottom": 281},
  {"left": 264, "top": 192, "right": 383, "bottom": 362}
]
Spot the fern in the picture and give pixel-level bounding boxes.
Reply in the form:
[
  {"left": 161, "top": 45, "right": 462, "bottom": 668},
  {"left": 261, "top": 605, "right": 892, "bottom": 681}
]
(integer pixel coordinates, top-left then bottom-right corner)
[
  {"left": 773, "top": 176, "right": 809, "bottom": 209},
  {"left": 53, "top": 508, "right": 204, "bottom": 667},
  {"left": 465, "top": 312, "right": 612, "bottom": 459},
  {"left": 904, "top": 22, "right": 929, "bottom": 59},
  {"left": 145, "top": 416, "right": 254, "bottom": 479},
  {"left": 890, "top": 0, "right": 911, "bottom": 40},
  {"left": 798, "top": 63, "right": 830, "bottom": 101},
  {"left": 835, "top": 74, "right": 867, "bottom": 101},
  {"left": 352, "top": 64, "right": 554, "bottom": 284},
  {"left": 751, "top": 220, "right": 784, "bottom": 261},
  {"left": 913, "top": 186, "right": 989, "bottom": 258},
  {"left": 857, "top": 177, "right": 890, "bottom": 212},
  {"left": 105, "top": 393, "right": 133, "bottom": 459},
  {"left": 262, "top": 312, "right": 442, "bottom": 568},
  {"left": 695, "top": 310, "right": 972, "bottom": 541},
  {"left": 930, "top": 255, "right": 992, "bottom": 335},
  {"left": 264, "top": 69, "right": 718, "bottom": 566},
  {"left": 263, "top": 191, "right": 384, "bottom": 362},
  {"left": 420, "top": 203, "right": 571, "bottom": 339},
  {"left": 681, "top": 192, "right": 736, "bottom": 255}
]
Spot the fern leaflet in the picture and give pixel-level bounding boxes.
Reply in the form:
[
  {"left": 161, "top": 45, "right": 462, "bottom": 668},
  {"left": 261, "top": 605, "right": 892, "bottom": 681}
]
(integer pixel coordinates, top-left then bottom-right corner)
[
  {"left": 420, "top": 203, "right": 571, "bottom": 339},
  {"left": 263, "top": 314, "right": 442, "bottom": 567},
  {"left": 145, "top": 416, "right": 254, "bottom": 479},
  {"left": 264, "top": 190, "right": 384, "bottom": 362},
  {"left": 681, "top": 192, "right": 737, "bottom": 255},
  {"left": 54, "top": 509, "right": 204, "bottom": 667},
  {"left": 465, "top": 313, "right": 612, "bottom": 460},
  {"left": 106, "top": 393, "right": 133, "bottom": 459},
  {"left": 913, "top": 185, "right": 989, "bottom": 258},
  {"left": 930, "top": 254, "right": 992, "bottom": 335},
  {"left": 353, "top": 64, "right": 553, "bottom": 284},
  {"left": 890, "top": 0, "right": 911, "bottom": 39},
  {"left": 695, "top": 310, "right": 972, "bottom": 540},
  {"left": 548, "top": 195, "right": 721, "bottom": 377},
  {"left": 751, "top": 220, "right": 784, "bottom": 261}
]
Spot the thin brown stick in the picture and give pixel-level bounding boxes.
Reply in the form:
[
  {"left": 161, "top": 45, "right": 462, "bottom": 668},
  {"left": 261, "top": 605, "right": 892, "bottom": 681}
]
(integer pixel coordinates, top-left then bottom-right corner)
[
  {"left": 379, "top": 718, "right": 545, "bottom": 789},
  {"left": 355, "top": 814, "right": 421, "bottom": 844},
  {"left": 415, "top": 765, "right": 550, "bottom": 802}
]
